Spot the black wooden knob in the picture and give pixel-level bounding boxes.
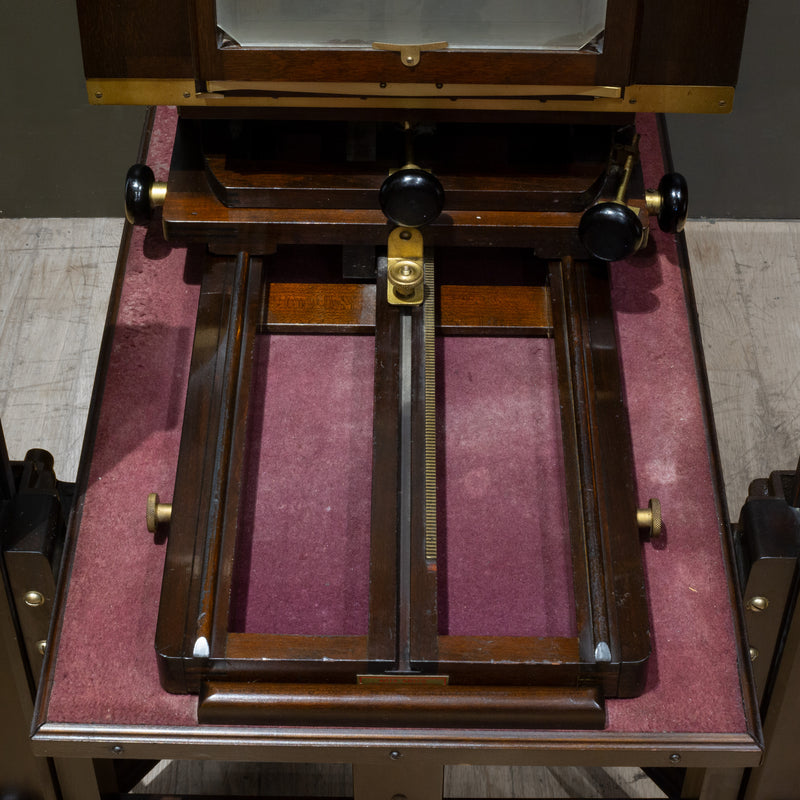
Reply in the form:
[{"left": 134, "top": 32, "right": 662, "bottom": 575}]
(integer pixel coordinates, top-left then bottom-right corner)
[
  {"left": 379, "top": 168, "right": 445, "bottom": 228},
  {"left": 125, "top": 164, "right": 156, "bottom": 225},
  {"left": 655, "top": 172, "right": 688, "bottom": 233},
  {"left": 578, "top": 202, "right": 644, "bottom": 262}
]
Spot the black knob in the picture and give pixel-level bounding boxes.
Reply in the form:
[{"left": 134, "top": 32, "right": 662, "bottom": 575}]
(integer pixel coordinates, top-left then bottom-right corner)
[
  {"left": 125, "top": 164, "right": 156, "bottom": 225},
  {"left": 578, "top": 202, "right": 644, "bottom": 262},
  {"left": 655, "top": 172, "right": 688, "bottom": 233},
  {"left": 379, "top": 168, "right": 445, "bottom": 228}
]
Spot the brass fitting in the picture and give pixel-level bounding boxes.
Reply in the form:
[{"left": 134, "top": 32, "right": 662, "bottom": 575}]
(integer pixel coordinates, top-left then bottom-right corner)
[
  {"left": 637, "top": 498, "right": 662, "bottom": 539},
  {"left": 146, "top": 492, "right": 173, "bottom": 533}
]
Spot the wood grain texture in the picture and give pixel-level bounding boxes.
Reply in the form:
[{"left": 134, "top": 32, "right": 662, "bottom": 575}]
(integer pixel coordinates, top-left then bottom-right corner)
[
  {"left": 132, "top": 760, "right": 664, "bottom": 797},
  {"left": 0, "top": 218, "right": 122, "bottom": 482},
  {"left": 685, "top": 220, "right": 800, "bottom": 515}
]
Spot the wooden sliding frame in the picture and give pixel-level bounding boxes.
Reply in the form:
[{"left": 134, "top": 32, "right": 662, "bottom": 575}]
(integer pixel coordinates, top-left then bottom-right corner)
[{"left": 155, "top": 244, "right": 648, "bottom": 727}]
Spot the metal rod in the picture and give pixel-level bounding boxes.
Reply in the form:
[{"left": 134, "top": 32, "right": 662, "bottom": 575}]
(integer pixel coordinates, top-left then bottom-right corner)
[
  {"left": 614, "top": 133, "right": 640, "bottom": 204},
  {"left": 397, "top": 310, "right": 413, "bottom": 672}
]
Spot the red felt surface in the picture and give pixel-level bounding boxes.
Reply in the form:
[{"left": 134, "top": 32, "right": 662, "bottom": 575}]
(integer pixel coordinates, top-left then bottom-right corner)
[
  {"left": 436, "top": 337, "right": 574, "bottom": 637},
  {"left": 230, "top": 334, "right": 374, "bottom": 636},
  {"left": 44, "top": 108, "right": 747, "bottom": 734},
  {"left": 231, "top": 335, "right": 574, "bottom": 639}
]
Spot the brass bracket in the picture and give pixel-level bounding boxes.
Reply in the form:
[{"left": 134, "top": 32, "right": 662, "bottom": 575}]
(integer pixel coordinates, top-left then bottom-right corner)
[
  {"left": 372, "top": 41, "right": 448, "bottom": 67},
  {"left": 387, "top": 228, "right": 425, "bottom": 306}
]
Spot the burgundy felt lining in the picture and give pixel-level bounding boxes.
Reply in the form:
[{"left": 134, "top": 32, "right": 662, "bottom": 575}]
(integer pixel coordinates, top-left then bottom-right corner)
[
  {"left": 230, "top": 334, "right": 573, "bottom": 639},
  {"left": 436, "top": 337, "right": 574, "bottom": 637},
  {"left": 44, "top": 108, "right": 747, "bottom": 734},
  {"left": 230, "top": 334, "right": 374, "bottom": 636}
]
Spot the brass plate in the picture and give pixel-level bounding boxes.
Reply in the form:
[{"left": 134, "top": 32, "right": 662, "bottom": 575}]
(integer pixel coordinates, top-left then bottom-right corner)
[
  {"left": 205, "top": 80, "right": 623, "bottom": 99},
  {"left": 86, "top": 80, "right": 735, "bottom": 114},
  {"left": 357, "top": 673, "right": 449, "bottom": 686},
  {"left": 387, "top": 228, "right": 425, "bottom": 307}
]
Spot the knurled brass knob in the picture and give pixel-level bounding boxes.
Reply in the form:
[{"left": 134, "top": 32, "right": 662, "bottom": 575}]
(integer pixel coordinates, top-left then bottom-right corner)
[
  {"left": 146, "top": 492, "right": 172, "bottom": 533},
  {"left": 387, "top": 259, "right": 424, "bottom": 297},
  {"left": 637, "top": 498, "right": 662, "bottom": 538}
]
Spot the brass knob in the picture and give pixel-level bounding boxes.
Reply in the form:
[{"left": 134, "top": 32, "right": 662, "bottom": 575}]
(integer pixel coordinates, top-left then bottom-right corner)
[
  {"left": 387, "top": 259, "right": 423, "bottom": 297},
  {"left": 637, "top": 498, "right": 662, "bottom": 538},
  {"left": 146, "top": 492, "right": 172, "bottom": 533}
]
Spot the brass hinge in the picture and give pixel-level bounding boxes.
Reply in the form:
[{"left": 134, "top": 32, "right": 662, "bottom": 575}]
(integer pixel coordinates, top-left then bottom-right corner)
[{"left": 372, "top": 40, "right": 448, "bottom": 67}]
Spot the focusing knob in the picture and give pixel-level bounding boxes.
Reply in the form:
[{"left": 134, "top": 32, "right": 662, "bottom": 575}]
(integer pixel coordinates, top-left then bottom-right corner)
[
  {"left": 125, "top": 164, "right": 167, "bottom": 225},
  {"left": 578, "top": 202, "right": 645, "bottom": 262},
  {"left": 651, "top": 172, "right": 689, "bottom": 233},
  {"left": 379, "top": 168, "right": 445, "bottom": 228}
]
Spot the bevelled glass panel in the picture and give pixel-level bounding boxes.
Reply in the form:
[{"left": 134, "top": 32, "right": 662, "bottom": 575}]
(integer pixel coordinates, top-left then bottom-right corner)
[{"left": 216, "top": 0, "right": 607, "bottom": 52}]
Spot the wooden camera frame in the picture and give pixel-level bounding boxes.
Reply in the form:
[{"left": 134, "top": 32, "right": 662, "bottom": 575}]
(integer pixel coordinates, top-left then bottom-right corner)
[{"left": 76, "top": 0, "right": 750, "bottom": 728}]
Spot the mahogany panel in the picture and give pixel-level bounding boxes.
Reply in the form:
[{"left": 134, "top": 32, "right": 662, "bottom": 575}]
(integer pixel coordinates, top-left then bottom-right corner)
[
  {"left": 260, "top": 283, "right": 552, "bottom": 334},
  {"left": 367, "top": 263, "right": 401, "bottom": 666},
  {"left": 438, "top": 285, "right": 551, "bottom": 335},
  {"left": 262, "top": 283, "right": 375, "bottom": 333},
  {"left": 75, "top": 0, "right": 193, "bottom": 78},
  {"left": 206, "top": 158, "right": 604, "bottom": 212},
  {"left": 198, "top": 681, "right": 605, "bottom": 729},
  {"left": 75, "top": 0, "right": 748, "bottom": 92},
  {"left": 633, "top": 1, "right": 749, "bottom": 86}
]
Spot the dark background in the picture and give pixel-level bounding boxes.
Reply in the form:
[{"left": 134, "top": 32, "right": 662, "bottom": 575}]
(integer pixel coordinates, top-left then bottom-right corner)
[{"left": 0, "top": 1, "right": 796, "bottom": 218}]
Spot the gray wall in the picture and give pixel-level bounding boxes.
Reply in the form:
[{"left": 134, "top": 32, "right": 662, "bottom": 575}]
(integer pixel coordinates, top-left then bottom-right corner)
[
  {"left": 666, "top": 0, "right": 800, "bottom": 219},
  {"left": 0, "top": 2, "right": 144, "bottom": 217},
  {"left": 1, "top": 1, "right": 796, "bottom": 218}
]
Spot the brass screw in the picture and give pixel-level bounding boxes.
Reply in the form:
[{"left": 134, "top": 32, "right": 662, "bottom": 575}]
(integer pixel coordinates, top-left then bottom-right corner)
[
  {"left": 388, "top": 259, "right": 423, "bottom": 298},
  {"left": 36, "top": 640, "right": 47, "bottom": 656},
  {"left": 669, "top": 753, "right": 681, "bottom": 764},
  {"left": 747, "top": 596, "right": 768, "bottom": 613},
  {"left": 95, "top": 90, "right": 103, "bottom": 99},
  {"left": 24, "top": 591, "right": 45, "bottom": 607},
  {"left": 749, "top": 647, "right": 759, "bottom": 661},
  {"left": 637, "top": 498, "right": 662, "bottom": 538},
  {"left": 146, "top": 493, "right": 173, "bottom": 533}
]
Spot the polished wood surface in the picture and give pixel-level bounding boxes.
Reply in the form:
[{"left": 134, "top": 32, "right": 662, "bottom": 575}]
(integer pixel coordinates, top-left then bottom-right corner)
[
  {"left": 198, "top": 682, "right": 605, "bottom": 729},
  {"left": 149, "top": 241, "right": 649, "bottom": 718},
  {"left": 162, "top": 118, "right": 645, "bottom": 258},
  {"left": 75, "top": 0, "right": 747, "bottom": 89}
]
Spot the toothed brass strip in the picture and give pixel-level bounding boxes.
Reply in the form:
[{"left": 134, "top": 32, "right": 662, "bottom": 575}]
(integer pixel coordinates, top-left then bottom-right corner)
[{"left": 424, "top": 251, "right": 437, "bottom": 564}]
